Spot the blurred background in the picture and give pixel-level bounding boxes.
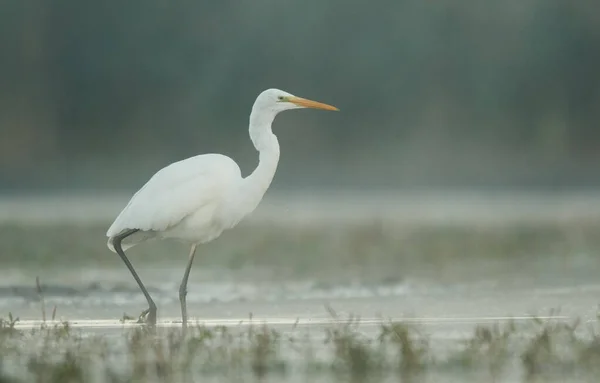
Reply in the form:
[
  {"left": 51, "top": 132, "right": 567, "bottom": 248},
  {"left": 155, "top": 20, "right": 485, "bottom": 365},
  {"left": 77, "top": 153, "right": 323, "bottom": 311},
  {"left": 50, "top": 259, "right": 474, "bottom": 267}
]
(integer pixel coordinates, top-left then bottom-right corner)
[
  {"left": 1, "top": 0, "right": 600, "bottom": 342},
  {"left": 2, "top": 0, "right": 599, "bottom": 193},
  {"left": 2, "top": 5, "right": 600, "bottom": 381}
]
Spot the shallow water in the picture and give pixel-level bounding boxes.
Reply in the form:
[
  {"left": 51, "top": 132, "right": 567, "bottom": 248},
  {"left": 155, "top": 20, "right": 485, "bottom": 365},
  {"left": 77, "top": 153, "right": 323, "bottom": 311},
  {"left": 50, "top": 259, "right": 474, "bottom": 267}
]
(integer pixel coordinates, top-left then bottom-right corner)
[
  {"left": 1, "top": 192, "right": 600, "bottom": 382},
  {"left": 4, "top": 270, "right": 600, "bottom": 323}
]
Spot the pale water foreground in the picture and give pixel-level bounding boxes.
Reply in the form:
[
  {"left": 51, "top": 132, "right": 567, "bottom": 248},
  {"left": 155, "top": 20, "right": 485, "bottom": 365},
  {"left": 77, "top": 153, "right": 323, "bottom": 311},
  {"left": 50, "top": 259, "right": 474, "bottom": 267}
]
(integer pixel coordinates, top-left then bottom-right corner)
[{"left": 1, "top": 191, "right": 600, "bottom": 382}]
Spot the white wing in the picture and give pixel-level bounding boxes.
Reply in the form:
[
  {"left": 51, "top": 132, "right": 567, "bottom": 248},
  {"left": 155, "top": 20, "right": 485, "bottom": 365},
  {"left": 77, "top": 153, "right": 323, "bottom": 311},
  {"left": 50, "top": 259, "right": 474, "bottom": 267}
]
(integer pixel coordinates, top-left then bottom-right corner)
[{"left": 106, "top": 153, "right": 241, "bottom": 242}]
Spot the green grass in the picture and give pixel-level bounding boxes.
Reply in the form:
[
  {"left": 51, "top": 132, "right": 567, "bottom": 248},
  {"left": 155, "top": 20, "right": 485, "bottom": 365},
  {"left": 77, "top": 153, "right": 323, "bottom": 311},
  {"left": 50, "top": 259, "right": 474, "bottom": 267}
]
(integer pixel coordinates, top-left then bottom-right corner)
[
  {"left": 0, "top": 311, "right": 599, "bottom": 382},
  {"left": 2, "top": 220, "right": 600, "bottom": 284},
  {"left": 1, "top": 219, "right": 600, "bottom": 381}
]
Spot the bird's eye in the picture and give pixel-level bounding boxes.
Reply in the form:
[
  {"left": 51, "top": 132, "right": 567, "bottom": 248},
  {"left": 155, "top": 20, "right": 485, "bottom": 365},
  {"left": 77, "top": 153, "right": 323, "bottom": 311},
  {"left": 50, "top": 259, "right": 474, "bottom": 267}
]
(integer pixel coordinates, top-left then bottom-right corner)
[{"left": 277, "top": 96, "right": 284, "bottom": 101}]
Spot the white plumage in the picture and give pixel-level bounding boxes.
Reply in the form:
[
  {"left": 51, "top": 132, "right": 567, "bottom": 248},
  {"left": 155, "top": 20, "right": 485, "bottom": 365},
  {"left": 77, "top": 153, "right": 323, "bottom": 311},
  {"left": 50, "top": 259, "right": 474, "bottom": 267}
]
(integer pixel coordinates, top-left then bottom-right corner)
[
  {"left": 105, "top": 88, "right": 338, "bottom": 328},
  {"left": 107, "top": 154, "right": 242, "bottom": 250}
]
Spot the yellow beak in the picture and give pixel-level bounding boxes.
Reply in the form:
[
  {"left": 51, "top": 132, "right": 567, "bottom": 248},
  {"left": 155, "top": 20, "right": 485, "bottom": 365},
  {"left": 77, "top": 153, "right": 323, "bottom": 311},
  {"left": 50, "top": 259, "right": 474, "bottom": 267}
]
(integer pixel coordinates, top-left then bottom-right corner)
[{"left": 287, "top": 96, "right": 339, "bottom": 111}]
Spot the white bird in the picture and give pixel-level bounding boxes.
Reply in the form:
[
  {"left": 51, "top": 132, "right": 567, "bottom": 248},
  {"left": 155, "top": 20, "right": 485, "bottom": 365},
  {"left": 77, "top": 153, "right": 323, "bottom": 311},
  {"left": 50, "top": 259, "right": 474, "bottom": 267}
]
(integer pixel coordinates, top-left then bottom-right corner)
[{"left": 106, "top": 88, "right": 338, "bottom": 328}]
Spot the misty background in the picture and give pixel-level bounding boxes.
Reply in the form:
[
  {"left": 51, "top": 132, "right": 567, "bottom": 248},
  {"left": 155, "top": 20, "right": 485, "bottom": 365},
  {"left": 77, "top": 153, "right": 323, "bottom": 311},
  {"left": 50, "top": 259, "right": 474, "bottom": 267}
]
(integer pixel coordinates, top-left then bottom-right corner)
[
  {"left": 1, "top": 1, "right": 599, "bottom": 194},
  {"left": 3, "top": 7, "right": 600, "bottom": 376}
]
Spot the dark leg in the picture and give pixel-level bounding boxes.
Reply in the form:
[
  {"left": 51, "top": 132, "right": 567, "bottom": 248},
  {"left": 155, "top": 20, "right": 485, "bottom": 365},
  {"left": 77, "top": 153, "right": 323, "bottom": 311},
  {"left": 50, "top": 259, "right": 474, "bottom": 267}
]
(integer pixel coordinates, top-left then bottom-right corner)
[
  {"left": 179, "top": 244, "right": 197, "bottom": 330},
  {"left": 112, "top": 229, "right": 157, "bottom": 326}
]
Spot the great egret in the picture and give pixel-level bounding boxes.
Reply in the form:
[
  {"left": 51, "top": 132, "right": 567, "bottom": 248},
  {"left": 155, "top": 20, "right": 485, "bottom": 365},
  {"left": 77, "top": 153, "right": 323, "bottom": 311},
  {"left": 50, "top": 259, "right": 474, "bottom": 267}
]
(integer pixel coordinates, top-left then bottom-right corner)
[{"left": 106, "top": 88, "right": 338, "bottom": 328}]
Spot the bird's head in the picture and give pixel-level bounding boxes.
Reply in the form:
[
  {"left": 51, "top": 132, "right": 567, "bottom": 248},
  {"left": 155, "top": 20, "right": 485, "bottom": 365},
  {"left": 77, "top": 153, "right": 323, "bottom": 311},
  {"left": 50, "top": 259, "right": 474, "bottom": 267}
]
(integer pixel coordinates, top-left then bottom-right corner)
[{"left": 253, "top": 88, "right": 339, "bottom": 115}]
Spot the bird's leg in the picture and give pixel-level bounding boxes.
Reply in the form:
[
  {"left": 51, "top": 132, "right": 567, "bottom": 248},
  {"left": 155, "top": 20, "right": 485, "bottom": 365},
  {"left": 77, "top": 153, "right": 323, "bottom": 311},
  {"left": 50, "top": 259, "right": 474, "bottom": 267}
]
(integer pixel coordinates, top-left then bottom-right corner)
[
  {"left": 113, "top": 229, "right": 157, "bottom": 327},
  {"left": 179, "top": 244, "right": 198, "bottom": 331}
]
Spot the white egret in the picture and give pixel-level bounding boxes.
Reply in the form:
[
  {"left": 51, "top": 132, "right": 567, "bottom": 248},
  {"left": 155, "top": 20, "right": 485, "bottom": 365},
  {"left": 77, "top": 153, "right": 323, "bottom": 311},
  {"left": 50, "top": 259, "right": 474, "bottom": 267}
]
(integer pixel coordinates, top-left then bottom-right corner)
[{"left": 106, "top": 88, "right": 338, "bottom": 328}]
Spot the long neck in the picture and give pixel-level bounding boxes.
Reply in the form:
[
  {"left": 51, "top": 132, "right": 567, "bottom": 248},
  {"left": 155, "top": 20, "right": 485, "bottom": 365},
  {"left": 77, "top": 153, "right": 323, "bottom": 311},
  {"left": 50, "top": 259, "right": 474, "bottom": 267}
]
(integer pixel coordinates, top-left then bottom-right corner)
[{"left": 239, "top": 107, "right": 281, "bottom": 213}]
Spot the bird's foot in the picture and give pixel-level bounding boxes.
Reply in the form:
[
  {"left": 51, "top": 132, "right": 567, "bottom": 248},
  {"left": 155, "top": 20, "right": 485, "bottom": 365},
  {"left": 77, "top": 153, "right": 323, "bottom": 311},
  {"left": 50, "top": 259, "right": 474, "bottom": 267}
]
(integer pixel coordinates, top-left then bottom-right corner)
[
  {"left": 136, "top": 307, "right": 157, "bottom": 327},
  {"left": 136, "top": 309, "right": 149, "bottom": 323},
  {"left": 182, "top": 317, "right": 188, "bottom": 333},
  {"left": 179, "top": 286, "right": 188, "bottom": 332}
]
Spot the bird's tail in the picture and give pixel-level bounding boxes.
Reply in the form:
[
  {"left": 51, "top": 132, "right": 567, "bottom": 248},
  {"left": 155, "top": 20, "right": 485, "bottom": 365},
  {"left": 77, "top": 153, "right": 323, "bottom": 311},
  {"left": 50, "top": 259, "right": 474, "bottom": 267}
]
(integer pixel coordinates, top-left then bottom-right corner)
[{"left": 107, "top": 231, "right": 152, "bottom": 253}]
